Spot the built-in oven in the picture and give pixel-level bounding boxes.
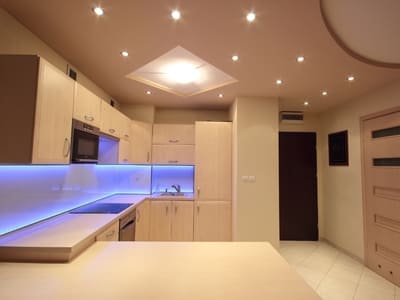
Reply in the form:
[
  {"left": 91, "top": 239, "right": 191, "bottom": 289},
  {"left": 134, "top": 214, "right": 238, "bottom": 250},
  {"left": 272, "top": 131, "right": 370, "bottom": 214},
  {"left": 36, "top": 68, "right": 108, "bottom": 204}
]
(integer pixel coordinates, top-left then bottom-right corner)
[
  {"left": 71, "top": 119, "right": 100, "bottom": 163},
  {"left": 119, "top": 209, "right": 136, "bottom": 241}
]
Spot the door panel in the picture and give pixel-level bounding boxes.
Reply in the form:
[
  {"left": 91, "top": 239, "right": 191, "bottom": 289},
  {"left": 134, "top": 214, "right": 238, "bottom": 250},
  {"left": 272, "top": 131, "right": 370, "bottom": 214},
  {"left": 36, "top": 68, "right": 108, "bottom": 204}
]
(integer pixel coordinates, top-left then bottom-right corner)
[
  {"left": 363, "top": 110, "right": 400, "bottom": 285},
  {"left": 149, "top": 200, "right": 171, "bottom": 241},
  {"left": 171, "top": 201, "right": 194, "bottom": 241},
  {"left": 279, "top": 132, "right": 318, "bottom": 240}
]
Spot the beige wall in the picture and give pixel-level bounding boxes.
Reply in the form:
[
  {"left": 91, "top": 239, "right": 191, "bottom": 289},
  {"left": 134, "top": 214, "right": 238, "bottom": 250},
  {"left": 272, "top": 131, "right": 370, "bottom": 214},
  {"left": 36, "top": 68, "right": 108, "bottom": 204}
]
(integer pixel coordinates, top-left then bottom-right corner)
[
  {"left": 320, "top": 79, "right": 400, "bottom": 259},
  {"left": 232, "top": 97, "right": 280, "bottom": 248},
  {"left": 154, "top": 108, "right": 229, "bottom": 124},
  {"left": 0, "top": 8, "right": 113, "bottom": 104},
  {"left": 120, "top": 104, "right": 155, "bottom": 123}
]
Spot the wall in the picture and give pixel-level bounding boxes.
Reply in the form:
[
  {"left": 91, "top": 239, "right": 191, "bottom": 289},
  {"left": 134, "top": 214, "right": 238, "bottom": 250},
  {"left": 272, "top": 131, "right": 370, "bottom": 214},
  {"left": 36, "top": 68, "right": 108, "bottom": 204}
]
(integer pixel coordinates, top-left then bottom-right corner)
[
  {"left": 120, "top": 104, "right": 155, "bottom": 123},
  {"left": 0, "top": 165, "right": 151, "bottom": 236},
  {"left": 231, "top": 97, "right": 280, "bottom": 248},
  {"left": 154, "top": 108, "right": 229, "bottom": 123},
  {"left": 279, "top": 113, "right": 325, "bottom": 238},
  {"left": 0, "top": 8, "right": 114, "bottom": 104},
  {"left": 320, "top": 79, "right": 400, "bottom": 259}
]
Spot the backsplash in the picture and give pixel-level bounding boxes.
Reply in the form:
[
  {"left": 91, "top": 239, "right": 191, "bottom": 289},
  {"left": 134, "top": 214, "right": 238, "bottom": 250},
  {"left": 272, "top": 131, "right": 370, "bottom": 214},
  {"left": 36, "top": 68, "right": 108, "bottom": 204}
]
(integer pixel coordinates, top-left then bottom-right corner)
[
  {"left": 0, "top": 164, "right": 151, "bottom": 235},
  {"left": 151, "top": 165, "right": 194, "bottom": 193}
]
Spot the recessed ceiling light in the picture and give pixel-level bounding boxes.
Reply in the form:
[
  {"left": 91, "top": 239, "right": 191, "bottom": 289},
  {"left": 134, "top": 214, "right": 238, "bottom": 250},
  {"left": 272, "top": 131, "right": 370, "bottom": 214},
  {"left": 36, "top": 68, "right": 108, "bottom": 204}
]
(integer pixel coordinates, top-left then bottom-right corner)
[
  {"left": 304, "top": 101, "right": 309, "bottom": 106},
  {"left": 297, "top": 56, "right": 305, "bottom": 63},
  {"left": 246, "top": 12, "right": 256, "bottom": 23},
  {"left": 276, "top": 79, "right": 283, "bottom": 85},
  {"left": 232, "top": 55, "right": 239, "bottom": 62},
  {"left": 146, "top": 91, "right": 152, "bottom": 95},
  {"left": 120, "top": 51, "right": 129, "bottom": 57},
  {"left": 347, "top": 75, "right": 355, "bottom": 81},
  {"left": 165, "top": 63, "right": 199, "bottom": 84},
  {"left": 322, "top": 91, "right": 328, "bottom": 96},
  {"left": 93, "top": 6, "right": 104, "bottom": 16},
  {"left": 171, "top": 10, "right": 181, "bottom": 20},
  {"left": 218, "top": 94, "right": 224, "bottom": 98}
]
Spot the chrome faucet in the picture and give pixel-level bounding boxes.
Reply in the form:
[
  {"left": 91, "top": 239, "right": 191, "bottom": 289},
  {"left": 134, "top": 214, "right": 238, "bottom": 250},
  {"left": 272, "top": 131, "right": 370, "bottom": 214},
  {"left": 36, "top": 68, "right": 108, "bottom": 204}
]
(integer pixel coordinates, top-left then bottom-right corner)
[{"left": 171, "top": 184, "right": 181, "bottom": 193}]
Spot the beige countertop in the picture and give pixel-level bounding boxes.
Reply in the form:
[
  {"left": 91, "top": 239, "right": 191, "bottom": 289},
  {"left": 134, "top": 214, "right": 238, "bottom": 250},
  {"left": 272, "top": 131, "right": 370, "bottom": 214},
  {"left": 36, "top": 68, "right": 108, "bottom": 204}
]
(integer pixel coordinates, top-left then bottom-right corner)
[
  {"left": 0, "top": 193, "right": 194, "bottom": 262},
  {"left": 0, "top": 242, "right": 321, "bottom": 300}
]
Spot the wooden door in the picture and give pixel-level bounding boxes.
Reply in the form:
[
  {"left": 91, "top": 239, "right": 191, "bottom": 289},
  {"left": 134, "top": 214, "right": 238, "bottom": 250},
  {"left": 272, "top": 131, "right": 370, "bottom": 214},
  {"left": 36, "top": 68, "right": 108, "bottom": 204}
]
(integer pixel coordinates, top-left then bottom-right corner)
[
  {"left": 131, "top": 120, "right": 152, "bottom": 163},
  {"left": 362, "top": 109, "right": 400, "bottom": 285},
  {"left": 136, "top": 200, "right": 150, "bottom": 241},
  {"left": 194, "top": 201, "right": 231, "bottom": 241},
  {"left": 73, "top": 82, "right": 101, "bottom": 127},
  {"left": 152, "top": 124, "right": 194, "bottom": 145},
  {"left": 32, "top": 59, "right": 74, "bottom": 164},
  {"left": 149, "top": 200, "right": 171, "bottom": 241},
  {"left": 279, "top": 132, "right": 318, "bottom": 240},
  {"left": 171, "top": 201, "right": 194, "bottom": 241},
  {"left": 118, "top": 139, "right": 131, "bottom": 164},
  {"left": 195, "top": 122, "right": 232, "bottom": 201},
  {"left": 151, "top": 145, "right": 195, "bottom": 165}
]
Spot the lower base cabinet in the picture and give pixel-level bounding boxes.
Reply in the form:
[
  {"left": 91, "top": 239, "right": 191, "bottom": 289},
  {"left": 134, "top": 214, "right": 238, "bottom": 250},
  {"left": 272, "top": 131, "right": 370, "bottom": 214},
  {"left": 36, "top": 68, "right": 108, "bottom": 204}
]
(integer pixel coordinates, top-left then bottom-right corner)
[
  {"left": 194, "top": 201, "right": 231, "bottom": 241},
  {"left": 136, "top": 200, "right": 150, "bottom": 241},
  {"left": 171, "top": 201, "right": 194, "bottom": 241},
  {"left": 96, "top": 221, "right": 119, "bottom": 241}
]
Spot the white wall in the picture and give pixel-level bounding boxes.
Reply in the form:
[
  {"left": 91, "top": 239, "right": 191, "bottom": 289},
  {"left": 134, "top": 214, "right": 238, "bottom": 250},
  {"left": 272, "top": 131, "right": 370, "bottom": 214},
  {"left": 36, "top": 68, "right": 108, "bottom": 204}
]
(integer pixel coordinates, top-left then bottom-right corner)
[
  {"left": 232, "top": 97, "right": 280, "bottom": 248},
  {"left": 154, "top": 108, "right": 229, "bottom": 124},
  {"left": 320, "top": 79, "right": 400, "bottom": 259}
]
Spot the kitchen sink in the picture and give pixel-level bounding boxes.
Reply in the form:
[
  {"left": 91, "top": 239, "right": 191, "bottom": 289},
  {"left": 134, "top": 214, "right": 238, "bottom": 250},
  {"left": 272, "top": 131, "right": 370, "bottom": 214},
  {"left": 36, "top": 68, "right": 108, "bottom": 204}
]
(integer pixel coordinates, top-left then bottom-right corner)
[{"left": 159, "top": 192, "right": 185, "bottom": 196}]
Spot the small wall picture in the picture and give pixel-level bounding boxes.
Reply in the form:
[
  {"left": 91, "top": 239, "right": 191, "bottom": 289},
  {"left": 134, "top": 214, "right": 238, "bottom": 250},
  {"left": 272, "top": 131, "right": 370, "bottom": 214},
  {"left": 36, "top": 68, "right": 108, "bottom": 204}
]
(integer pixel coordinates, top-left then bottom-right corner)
[{"left": 328, "top": 130, "right": 349, "bottom": 166}]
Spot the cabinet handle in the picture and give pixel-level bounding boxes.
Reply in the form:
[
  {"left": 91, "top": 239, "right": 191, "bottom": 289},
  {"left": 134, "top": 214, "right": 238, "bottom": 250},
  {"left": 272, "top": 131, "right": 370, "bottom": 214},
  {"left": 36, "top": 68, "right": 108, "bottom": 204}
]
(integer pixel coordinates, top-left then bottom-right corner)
[
  {"left": 147, "top": 152, "right": 150, "bottom": 162},
  {"left": 109, "top": 128, "right": 115, "bottom": 134},
  {"left": 197, "top": 205, "right": 200, "bottom": 215},
  {"left": 106, "top": 230, "right": 115, "bottom": 238},
  {"left": 123, "top": 158, "right": 128, "bottom": 163},
  {"left": 63, "top": 138, "right": 71, "bottom": 157},
  {"left": 84, "top": 115, "right": 94, "bottom": 121},
  {"left": 175, "top": 206, "right": 178, "bottom": 214},
  {"left": 124, "top": 134, "right": 129, "bottom": 139},
  {"left": 168, "top": 160, "right": 178, "bottom": 164},
  {"left": 197, "top": 187, "right": 200, "bottom": 197},
  {"left": 137, "top": 210, "right": 141, "bottom": 223},
  {"left": 169, "top": 139, "right": 179, "bottom": 143},
  {"left": 166, "top": 205, "right": 169, "bottom": 216}
]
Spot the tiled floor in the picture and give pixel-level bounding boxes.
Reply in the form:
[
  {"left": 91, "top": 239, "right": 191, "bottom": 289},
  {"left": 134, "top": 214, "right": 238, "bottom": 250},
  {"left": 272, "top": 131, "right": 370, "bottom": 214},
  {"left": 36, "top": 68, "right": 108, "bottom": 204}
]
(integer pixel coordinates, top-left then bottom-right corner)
[{"left": 279, "top": 241, "right": 399, "bottom": 300}]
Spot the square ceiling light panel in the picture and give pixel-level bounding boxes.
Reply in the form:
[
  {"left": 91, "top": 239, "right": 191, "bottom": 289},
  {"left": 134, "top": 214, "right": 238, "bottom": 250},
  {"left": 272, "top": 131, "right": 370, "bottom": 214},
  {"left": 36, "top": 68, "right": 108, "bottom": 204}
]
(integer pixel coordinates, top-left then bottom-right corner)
[{"left": 126, "top": 46, "right": 237, "bottom": 97}]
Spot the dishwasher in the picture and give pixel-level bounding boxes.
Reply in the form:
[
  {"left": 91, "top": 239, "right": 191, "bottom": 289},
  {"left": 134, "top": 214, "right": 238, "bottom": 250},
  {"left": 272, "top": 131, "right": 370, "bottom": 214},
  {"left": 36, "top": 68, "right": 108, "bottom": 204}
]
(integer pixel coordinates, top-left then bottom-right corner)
[{"left": 119, "top": 209, "right": 136, "bottom": 241}]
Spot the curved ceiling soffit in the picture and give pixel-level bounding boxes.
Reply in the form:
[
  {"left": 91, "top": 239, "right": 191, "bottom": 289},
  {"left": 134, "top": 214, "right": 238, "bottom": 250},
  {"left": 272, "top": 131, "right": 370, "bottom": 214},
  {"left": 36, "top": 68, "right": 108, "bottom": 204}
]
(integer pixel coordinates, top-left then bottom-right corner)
[{"left": 320, "top": 0, "right": 400, "bottom": 68}]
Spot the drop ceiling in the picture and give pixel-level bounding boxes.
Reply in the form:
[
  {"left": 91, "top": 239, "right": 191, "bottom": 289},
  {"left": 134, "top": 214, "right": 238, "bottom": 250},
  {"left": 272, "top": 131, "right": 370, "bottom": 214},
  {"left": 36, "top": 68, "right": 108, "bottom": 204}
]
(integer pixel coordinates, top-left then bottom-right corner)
[{"left": 1, "top": 0, "right": 400, "bottom": 112}]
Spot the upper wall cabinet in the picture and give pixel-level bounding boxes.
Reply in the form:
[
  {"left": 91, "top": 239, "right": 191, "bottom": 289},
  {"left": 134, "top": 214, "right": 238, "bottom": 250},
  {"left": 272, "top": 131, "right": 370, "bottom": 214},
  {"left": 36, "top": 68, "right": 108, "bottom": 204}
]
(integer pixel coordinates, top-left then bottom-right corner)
[
  {"left": 0, "top": 55, "right": 74, "bottom": 164},
  {"left": 73, "top": 82, "right": 101, "bottom": 128},
  {"left": 131, "top": 120, "right": 152, "bottom": 164},
  {"left": 152, "top": 124, "right": 195, "bottom": 145},
  {"left": 100, "top": 102, "right": 122, "bottom": 138}
]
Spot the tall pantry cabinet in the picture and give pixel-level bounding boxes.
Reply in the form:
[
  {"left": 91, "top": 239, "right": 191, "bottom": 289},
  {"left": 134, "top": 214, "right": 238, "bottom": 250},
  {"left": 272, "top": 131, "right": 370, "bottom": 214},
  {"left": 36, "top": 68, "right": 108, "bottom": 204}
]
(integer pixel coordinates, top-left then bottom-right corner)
[{"left": 194, "top": 121, "right": 232, "bottom": 241}]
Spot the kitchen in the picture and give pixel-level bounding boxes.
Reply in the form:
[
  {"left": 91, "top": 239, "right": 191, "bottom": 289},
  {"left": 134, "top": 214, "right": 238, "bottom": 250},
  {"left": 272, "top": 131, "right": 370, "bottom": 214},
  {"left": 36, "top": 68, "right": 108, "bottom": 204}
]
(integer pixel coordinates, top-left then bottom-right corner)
[{"left": 1, "top": 1, "right": 400, "bottom": 299}]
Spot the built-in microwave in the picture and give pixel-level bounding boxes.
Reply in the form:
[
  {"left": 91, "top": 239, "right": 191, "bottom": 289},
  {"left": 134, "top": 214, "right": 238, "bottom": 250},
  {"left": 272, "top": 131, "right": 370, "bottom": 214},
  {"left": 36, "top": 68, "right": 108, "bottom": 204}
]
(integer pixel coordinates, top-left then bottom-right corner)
[{"left": 71, "top": 119, "right": 100, "bottom": 163}]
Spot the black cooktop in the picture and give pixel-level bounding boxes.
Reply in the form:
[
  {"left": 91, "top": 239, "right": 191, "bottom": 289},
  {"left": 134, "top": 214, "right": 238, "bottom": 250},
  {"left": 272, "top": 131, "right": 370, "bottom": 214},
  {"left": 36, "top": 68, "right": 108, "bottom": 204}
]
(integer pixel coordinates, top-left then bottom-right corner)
[{"left": 69, "top": 202, "right": 132, "bottom": 214}]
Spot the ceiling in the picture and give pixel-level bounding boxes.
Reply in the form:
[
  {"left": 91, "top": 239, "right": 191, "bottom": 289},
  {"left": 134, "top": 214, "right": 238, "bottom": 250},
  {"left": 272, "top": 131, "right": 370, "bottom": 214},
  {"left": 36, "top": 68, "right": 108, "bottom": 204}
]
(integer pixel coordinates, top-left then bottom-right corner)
[{"left": 1, "top": 0, "right": 400, "bottom": 112}]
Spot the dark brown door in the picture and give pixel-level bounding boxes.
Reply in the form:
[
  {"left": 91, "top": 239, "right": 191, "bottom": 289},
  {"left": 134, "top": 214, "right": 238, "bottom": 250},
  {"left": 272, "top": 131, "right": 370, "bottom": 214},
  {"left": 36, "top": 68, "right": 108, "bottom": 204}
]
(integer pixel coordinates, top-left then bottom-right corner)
[{"left": 279, "top": 132, "right": 318, "bottom": 240}]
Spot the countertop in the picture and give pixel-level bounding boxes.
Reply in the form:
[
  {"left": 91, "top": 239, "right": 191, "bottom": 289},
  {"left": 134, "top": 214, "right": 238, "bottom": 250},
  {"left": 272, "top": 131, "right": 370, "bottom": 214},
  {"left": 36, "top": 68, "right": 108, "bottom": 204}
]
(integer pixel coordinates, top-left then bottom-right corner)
[
  {"left": 0, "top": 193, "right": 194, "bottom": 262},
  {"left": 0, "top": 242, "right": 321, "bottom": 300}
]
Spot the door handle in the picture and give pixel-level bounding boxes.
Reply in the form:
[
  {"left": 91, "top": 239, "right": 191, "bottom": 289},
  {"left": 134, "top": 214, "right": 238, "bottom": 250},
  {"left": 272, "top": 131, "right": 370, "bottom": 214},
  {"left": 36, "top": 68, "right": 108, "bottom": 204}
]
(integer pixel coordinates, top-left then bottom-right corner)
[
  {"left": 63, "top": 138, "right": 71, "bottom": 157},
  {"left": 147, "top": 152, "right": 150, "bottom": 162},
  {"left": 166, "top": 205, "right": 169, "bottom": 216},
  {"left": 137, "top": 209, "right": 141, "bottom": 223},
  {"left": 175, "top": 206, "right": 178, "bottom": 214},
  {"left": 84, "top": 115, "right": 94, "bottom": 121},
  {"left": 197, "top": 205, "right": 200, "bottom": 215}
]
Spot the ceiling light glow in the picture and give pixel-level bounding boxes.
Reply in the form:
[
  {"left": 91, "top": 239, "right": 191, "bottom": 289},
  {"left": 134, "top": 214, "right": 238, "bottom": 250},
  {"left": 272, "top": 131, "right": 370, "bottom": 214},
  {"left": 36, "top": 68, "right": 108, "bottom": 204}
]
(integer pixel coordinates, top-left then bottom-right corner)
[
  {"left": 120, "top": 51, "right": 129, "bottom": 57},
  {"left": 297, "top": 56, "right": 305, "bottom": 62},
  {"left": 347, "top": 75, "right": 355, "bottom": 81},
  {"left": 146, "top": 91, "right": 151, "bottom": 95},
  {"left": 246, "top": 12, "right": 256, "bottom": 23},
  {"left": 218, "top": 94, "right": 223, "bottom": 98},
  {"left": 322, "top": 91, "right": 328, "bottom": 96},
  {"left": 232, "top": 55, "right": 239, "bottom": 61},
  {"left": 304, "top": 101, "right": 309, "bottom": 106},
  {"left": 276, "top": 79, "right": 283, "bottom": 85},
  {"left": 165, "top": 63, "right": 199, "bottom": 84},
  {"left": 93, "top": 6, "right": 104, "bottom": 16},
  {"left": 171, "top": 10, "right": 181, "bottom": 20}
]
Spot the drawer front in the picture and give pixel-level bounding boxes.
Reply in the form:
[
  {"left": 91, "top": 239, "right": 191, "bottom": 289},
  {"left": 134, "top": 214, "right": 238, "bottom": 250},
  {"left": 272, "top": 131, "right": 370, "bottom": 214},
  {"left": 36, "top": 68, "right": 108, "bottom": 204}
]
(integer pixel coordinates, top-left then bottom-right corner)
[
  {"left": 96, "top": 221, "right": 119, "bottom": 241},
  {"left": 152, "top": 145, "right": 194, "bottom": 165}
]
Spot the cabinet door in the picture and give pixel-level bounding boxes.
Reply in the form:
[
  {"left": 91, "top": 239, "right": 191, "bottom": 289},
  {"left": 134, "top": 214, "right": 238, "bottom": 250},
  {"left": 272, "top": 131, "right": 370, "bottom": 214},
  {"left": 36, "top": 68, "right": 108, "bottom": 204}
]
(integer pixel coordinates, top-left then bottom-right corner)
[
  {"left": 152, "top": 124, "right": 194, "bottom": 145},
  {"left": 32, "top": 59, "right": 74, "bottom": 164},
  {"left": 171, "top": 201, "right": 194, "bottom": 241},
  {"left": 101, "top": 102, "right": 121, "bottom": 138},
  {"left": 152, "top": 145, "right": 194, "bottom": 164},
  {"left": 195, "top": 122, "right": 232, "bottom": 201},
  {"left": 194, "top": 201, "right": 231, "bottom": 241},
  {"left": 118, "top": 139, "right": 131, "bottom": 164},
  {"left": 136, "top": 200, "right": 150, "bottom": 241},
  {"left": 73, "top": 82, "right": 101, "bottom": 127},
  {"left": 149, "top": 200, "right": 171, "bottom": 241},
  {"left": 96, "top": 221, "right": 119, "bottom": 241},
  {"left": 131, "top": 120, "right": 152, "bottom": 164},
  {"left": 118, "top": 113, "right": 131, "bottom": 142}
]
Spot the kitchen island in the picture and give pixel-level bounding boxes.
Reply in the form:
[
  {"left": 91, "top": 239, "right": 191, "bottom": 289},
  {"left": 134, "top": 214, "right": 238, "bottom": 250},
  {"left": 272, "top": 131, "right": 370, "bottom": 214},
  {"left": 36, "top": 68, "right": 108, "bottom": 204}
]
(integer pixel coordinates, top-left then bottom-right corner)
[{"left": 0, "top": 242, "right": 321, "bottom": 300}]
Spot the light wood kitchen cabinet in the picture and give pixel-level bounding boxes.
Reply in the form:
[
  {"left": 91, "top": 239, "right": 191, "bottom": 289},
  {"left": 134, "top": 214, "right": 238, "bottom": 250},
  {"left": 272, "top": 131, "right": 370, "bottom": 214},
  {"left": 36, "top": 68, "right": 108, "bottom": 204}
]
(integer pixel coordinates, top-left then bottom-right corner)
[
  {"left": 136, "top": 200, "right": 150, "bottom": 241},
  {"left": 152, "top": 124, "right": 194, "bottom": 145},
  {"left": 195, "top": 121, "right": 232, "bottom": 201},
  {"left": 118, "top": 113, "right": 131, "bottom": 142},
  {"left": 149, "top": 200, "right": 172, "bottom": 241},
  {"left": 194, "top": 201, "right": 231, "bottom": 241},
  {"left": 171, "top": 201, "right": 194, "bottom": 241},
  {"left": 151, "top": 145, "right": 194, "bottom": 164},
  {"left": 96, "top": 221, "right": 119, "bottom": 241},
  {"left": 100, "top": 102, "right": 122, "bottom": 138},
  {"left": 73, "top": 82, "right": 101, "bottom": 127},
  {"left": 1, "top": 55, "right": 75, "bottom": 164},
  {"left": 118, "top": 139, "right": 131, "bottom": 164},
  {"left": 131, "top": 120, "right": 152, "bottom": 164}
]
